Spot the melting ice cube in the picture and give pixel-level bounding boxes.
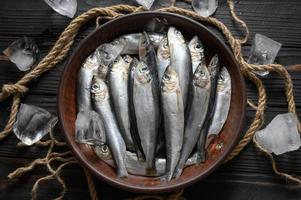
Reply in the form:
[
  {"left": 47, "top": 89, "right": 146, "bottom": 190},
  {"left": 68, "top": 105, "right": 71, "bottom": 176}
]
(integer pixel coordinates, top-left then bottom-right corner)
[
  {"left": 97, "top": 43, "right": 123, "bottom": 66},
  {"left": 13, "top": 104, "right": 57, "bottom": 146},
  {"left": 44, "top": 0, "right": 77, "bottom": 18},
  {"left": 192, "top": 0, "right": 218, "bottom": 17},
  {"left": 135, "top": 0, "right": 155, "bottom": 10},
  {"left": 255, "top": 113, "right": 301, "bottom": 155},
  {"left": 75, "top": 110, "right": 106, "bottom": 146},
  {"left": 3, "top": 36, "right": 39, "bottom": 71},
  {"left": 248, "top": 33, "right": 282, "bottom": 76}
]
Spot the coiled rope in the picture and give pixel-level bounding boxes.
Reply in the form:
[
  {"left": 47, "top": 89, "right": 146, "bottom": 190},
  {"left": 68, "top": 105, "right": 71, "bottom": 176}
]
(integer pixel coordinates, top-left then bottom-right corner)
[{"left": 2, "top": 1, "right": 301, "bottom": 199}]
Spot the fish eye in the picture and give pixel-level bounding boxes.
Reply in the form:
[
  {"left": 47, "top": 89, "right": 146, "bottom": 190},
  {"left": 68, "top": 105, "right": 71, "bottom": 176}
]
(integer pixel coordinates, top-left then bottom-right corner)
[
  {"left": 163, "top": 74, "right": 171, "bottom": 81},
  {"left": 92, "top": 83, "right": 100, "bottom": 90},
  {"left": 195, "top": 44, "right": 202, "bottom": 49},
  {"left": 101, "top": 145, "right": 108, "bottom": 153},
  {"left": 175, "top": 29, "right": 181, "bottom": 36}
]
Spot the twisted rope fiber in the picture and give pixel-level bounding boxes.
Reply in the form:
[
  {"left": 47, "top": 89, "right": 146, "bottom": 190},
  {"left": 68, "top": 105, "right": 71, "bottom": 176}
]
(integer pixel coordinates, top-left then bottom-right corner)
[{"left": 2, "top": 1, "right": 301, "bottom": 200}]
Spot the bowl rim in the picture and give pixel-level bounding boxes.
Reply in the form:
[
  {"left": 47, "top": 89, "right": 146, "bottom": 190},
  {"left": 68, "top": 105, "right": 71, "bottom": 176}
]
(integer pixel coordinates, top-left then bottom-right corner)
[{"left": 58, "top": 11, "right": 246, "bottom": 193}]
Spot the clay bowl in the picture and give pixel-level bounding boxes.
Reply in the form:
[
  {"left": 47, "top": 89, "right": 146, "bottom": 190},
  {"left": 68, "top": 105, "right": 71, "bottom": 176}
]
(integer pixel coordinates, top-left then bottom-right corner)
[{"left": 58, "top": 12, "right": 246, "bottom": 193}]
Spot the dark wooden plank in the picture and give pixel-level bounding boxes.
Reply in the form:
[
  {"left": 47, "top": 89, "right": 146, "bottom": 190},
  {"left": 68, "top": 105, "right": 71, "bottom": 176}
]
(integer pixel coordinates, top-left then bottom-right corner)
[{"left": 1, "top": 0, "right": 301, "bottom": 199}]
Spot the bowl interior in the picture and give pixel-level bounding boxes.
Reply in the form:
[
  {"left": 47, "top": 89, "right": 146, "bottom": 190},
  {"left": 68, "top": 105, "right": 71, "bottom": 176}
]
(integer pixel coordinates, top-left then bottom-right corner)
[{"left": 58, "top": 12, "right": 246, "bottom": 193}]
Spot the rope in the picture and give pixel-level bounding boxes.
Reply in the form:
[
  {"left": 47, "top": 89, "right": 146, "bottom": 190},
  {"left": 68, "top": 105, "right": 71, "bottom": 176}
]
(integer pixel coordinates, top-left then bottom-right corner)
[
  {"left": 84, "top": 167, "right": 99, "bottom": 200},
  {"left": 3, "top": 0, "right": 301, "bottom": 199}
]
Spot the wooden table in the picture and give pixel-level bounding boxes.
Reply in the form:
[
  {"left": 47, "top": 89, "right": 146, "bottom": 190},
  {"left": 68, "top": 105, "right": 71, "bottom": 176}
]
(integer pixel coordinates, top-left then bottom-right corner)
[{"left": 1, "top": 0, "right": 301, "bottom": 199}]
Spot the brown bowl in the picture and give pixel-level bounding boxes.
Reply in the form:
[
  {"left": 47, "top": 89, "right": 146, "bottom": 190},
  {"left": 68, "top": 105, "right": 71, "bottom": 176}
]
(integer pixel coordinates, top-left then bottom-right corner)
[{"left": 58, "top": 12, "right": 246, "bottom": 193}]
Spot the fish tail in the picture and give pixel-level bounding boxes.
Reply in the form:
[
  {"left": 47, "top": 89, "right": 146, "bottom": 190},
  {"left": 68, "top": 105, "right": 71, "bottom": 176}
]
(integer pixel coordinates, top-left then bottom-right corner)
[
  {"left": 117, "top": 165, "right": 128, "bottom": 178},
  {"left": 196, "top": 137, "right": 207, "bottom": 164}
]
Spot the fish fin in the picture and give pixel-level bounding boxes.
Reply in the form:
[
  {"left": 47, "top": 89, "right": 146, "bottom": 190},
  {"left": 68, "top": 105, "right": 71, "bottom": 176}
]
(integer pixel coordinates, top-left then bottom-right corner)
[
  {"left": 196, "top": 150, "right": 206, "bottom": 164},
  {"left": 173, "top": 167, "right": 183, "bottom": 179},
  {"left": 117, "top": 167, "right": 128, "bottom": 178},
  {"left": 160, "top": 172, "right": 173, "bottom": 182}
]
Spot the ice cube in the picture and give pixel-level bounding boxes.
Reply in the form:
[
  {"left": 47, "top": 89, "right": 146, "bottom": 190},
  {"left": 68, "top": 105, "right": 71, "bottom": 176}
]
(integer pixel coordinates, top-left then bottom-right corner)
[
  {"left": 44, "top": 0, "right": 77, "bottom": 18},
  {"left": 3, "top": 36, "right": 39, "bottom": 71},
  {"left": 13, "top": 104, "right": 57, "bottom": 146},
  {"left": 97, "top": 43, "right": 123, "bottom": 66},
  {"left": 255, "top": 113, "right": 300, "bottom": 155},
  {"left": 75, "top": 110, "right": 106, "bottom": 146},
  {"left": 135, "top": 0, "right": 155, "bottom": 10},
  {"left": 248, "top": 33, "right": 282, "bottom": 76},
  {"left": 192, "top": 0, "right": 218, "bottom": 17}
]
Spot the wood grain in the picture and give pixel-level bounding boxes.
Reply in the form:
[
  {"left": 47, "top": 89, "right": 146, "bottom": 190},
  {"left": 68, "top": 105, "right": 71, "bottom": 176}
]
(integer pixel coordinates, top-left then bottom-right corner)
[{"left": 1, "top": 0, "right": 301, "bottom": 199}]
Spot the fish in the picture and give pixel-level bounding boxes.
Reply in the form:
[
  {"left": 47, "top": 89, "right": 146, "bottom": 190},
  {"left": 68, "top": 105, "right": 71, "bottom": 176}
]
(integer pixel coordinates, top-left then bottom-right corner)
[
  {"left": 161, "top": 66, "right": 184, "bottom": 181},
  {"left": 188, "top": 36, "right": 206, "bottom": 74},
  {"left": 112, "top": 33, "right": 164, "bottom": 55},
  {"left": 139, "top": 32, "right": 159, "bottom": 81},
  {"left": 167, "top": 27, "right": 192, "bottom": 108},
  {"left": 94, "top": 145, "right": 199, "bottom": 177},
  {"left": 128, "top": 58, "right": 144, "bottom": 160},
  {"left": 91, "top": 76, "right": 128, "bottom": 177},
  {"left": 97, "top": 43, "right": 123, "bottom": 66},
  {"left": 132, "top": 61, "right": 160, "bottom": 173},
  {"left": 135, "top": 0, "right": 155, "bottom": 10},
  {"left": 109, "top": 55, "right": 135, "bottom": 151},
  {"left": 157, "top": 37, "right": 170, "bottom": 84},
  {"left": 173, "top": 63, "right": 211, "bottom": 178},
  {"left": 75, "top": 110, "right": 106, "bottom": 146},
  {"left": 3, "top": 36, "right": 39, "bottom": 71},
  {"left": 77, "top": 51, "right": 100, "bottom": 112},
  {"left": 196, "top": 54, "right": 222, "bottom": 163},
  {"left": 206, "top": 67, "right": 231, "bottom": 147}
]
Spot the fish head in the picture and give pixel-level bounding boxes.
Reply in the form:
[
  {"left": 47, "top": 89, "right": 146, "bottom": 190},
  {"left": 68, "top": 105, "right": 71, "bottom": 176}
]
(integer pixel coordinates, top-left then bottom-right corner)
[
  {"left": 193, "top": 63, "right": 210, "bottom": 88},
  {"left": 123, "top": 55, "right": 133, "bottom": 70},
  {"left": 139, "top": 32, "right": 151, "bottom": 59},
  {"left": 161, "top": 66, "right": 179, "bottom": 92},
  {"left": 83, "top": 51, "right": 101, "bottom": 70},
  {"left": 95, "top": 145, "right": 112, "bottom": 161},
  {"left": 208, "top": 54, "right": 220, "bottom": 77},
  {"left": 110, "top": 56, "right": 125, "bottom": 71},
  {"left": 189, "top": 36, "right": 205, "bottom": 62},
  {"left": 136, "top": 61, "right": 152, "bottom": 84},
  {"left": 167, "top": 27, "right": 185, "bottom": 44},
  {"left": 157, "top": 37, "right": 170, "bottom": 60},
  {"left": 97, "top": 63, "right": 109, "bottom": 80},
  {"left": 217, "top": 67, "right": 231, "bottom": 92},
  {"left": 91, "top": 76, "right": 108, "bottom": 102}
]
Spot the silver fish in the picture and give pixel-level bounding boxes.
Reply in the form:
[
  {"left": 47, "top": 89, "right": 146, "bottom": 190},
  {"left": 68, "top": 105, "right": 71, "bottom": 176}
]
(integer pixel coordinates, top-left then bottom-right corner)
[
  {"left": 174, "top": 63, "right": 211, "bottom": 178},
  {"left": 157, "top": 37, "right": 170, "bottom": 84},
  {"left": 112, "top": 33, "right": 164, "bottom": 55},
  {"left": 91, "top": 76, "right": 128, "bottom": 177},
  {"left": 75, "top": 110, "right": 106, "bottom": 146},
  {"left": 132, "top": 61, "right": 160, "bottom": 173},
  {"left": 196, "top": 54, "right": 221, "bottom": 163},
  {"left": 77, "top": 51, "right": 100, "bottom": 112},
  {"left": 97, "top": 62, "right": 109, "bottom": 80},
  {"left": 94, "top": 145, "right": 199, "bottom": 177},
  {"left": 167, "top": 27, "right": 192, "bottom": 108},
  {"left": 128, "top": 58, "right": 144, "bottom": 160},
  {"left": 161, "top": 66, "right": 184, "bottom": 181},
  {"left": 97, "top": 43, "right": 123, "bottom": 66},
  {"left": 206, "top": 67, "right": 231, "bottom": 147},
  {"left": 188, "top": 36, "right": 206, "bottom": 74},
  {"left": 109, "top": 56, "right": 135, "bottom": 151}
]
